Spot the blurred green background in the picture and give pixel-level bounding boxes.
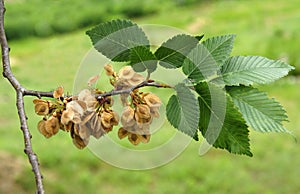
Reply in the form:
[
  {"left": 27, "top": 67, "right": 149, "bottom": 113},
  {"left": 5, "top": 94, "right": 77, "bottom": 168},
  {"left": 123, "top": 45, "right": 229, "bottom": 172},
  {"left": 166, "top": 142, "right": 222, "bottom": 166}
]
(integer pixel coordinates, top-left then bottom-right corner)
[{"left": 1, "top": 0, "right": 300, "bottom": 193}]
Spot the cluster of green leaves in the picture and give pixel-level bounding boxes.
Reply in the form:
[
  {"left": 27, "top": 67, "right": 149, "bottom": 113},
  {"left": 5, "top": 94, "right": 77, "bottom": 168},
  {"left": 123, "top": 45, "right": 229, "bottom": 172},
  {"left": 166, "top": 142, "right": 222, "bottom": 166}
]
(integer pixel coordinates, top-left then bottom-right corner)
[{"left": 86, "top": 19, "right": 294, "bottom": 156}]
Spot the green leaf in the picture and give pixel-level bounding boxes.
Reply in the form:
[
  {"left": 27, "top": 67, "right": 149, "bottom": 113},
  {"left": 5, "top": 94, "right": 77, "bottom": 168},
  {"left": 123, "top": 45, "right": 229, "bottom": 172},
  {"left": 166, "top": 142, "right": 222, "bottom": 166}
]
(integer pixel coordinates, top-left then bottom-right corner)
[
  {"left": 155, "top": 34, "right": 200, "bottom": 69},
  {"left": 166, "top": 95, "right": 181, "bottom": 128},
  {"left": 86, "top": 19, "right": 149, "bottom": 62},
  {"left": 166, "top": 83, "right": 199, "bottom": 139},
  {"left": 196, "top": 82, "right": 252, "bottom": 156},
  {"left": 216, "top": 56, "right": 294, "bottom": 86},
  {"left": 202, "top": 34, "right": 235, "bottom": 66},
  {"left": 130, "top": 46, "right": 157, "bottom": 73},
  {"left": 226, "top": 86, "right": 290, "bottom": 133},
  {"left": 182, "top": 44, "right": 220, "bottom": 83}
]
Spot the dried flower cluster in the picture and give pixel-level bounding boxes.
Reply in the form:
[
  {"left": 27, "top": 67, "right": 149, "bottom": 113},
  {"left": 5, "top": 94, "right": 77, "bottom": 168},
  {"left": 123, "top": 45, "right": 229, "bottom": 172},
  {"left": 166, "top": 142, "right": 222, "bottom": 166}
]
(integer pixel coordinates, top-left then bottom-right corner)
[
  {"left": 34, "top": 86, "right": 118, "bottom": 149},
  {"left": 33, "top": 65, "right": 162, "bottom": 148},
  {"left": 105, "top": 65, "right": 162, "bottom": 145},
  {"left": 62, "top": 89, "right": 119, "bottom": 149},
  {"left": 111, "top": 65, "right": 146, "bottom": 106}
]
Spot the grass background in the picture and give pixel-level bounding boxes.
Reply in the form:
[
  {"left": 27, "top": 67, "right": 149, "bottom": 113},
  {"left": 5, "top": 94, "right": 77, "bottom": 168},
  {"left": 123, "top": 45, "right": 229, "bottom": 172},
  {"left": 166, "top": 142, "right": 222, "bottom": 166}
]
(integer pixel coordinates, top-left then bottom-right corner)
[{"left": 1, "top": 0, "right": 300, "bottom": 193}]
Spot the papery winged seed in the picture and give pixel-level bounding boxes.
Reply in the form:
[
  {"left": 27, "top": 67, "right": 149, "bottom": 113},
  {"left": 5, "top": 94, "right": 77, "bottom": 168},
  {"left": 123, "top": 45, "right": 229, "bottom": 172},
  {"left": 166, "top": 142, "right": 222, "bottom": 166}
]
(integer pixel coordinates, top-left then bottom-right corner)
[
  {"left": 93, "top": 126, "right": 105, "bottom": 139},
  {"left": 128, "top": 133, "right": 140, "bottom": 145},
  {"left": 45, "top": 117, "right": 59, "bottom": 135},
  {"left": 121, "top": 117, "right": 135, "bottom": 127},
  {"left": 74, "top": 124, "right": 80, "bottom": 136},
  {"left": 104, "top": 64, "right": 114, "bottom": 76},
  {"left": 72, "top": 113, "right": 82, "bottom": 124},
  {"left": 53, "top": 86, "right": 64, "bottom": 98},
  {"left": 78, "top": 89, "right": 92, "bottom": 101},
  {"left": 136, "top": 104, "right": 151, "bottom": 118},
  {"left": 136, "top": 117, "right": 152, "bottom": 127},
  {"left": 90, "top": 114, "right": 105, "bottom": 139},
  {"left": 121, "top": 107, "right": 135, "bottom": 126},
  {"left": 61, "top": 110, "right": 75, "bottom": 125},
  {"left": 35, "top": 103, "right": 49, "bottom": 116},
  {"left": 119, "top": 66, "right": 135, "bottom": 80},
  {"left": 133, "top": 123, "right": 151, "bottom": 135},
  {"left": 91, "top": 113, "right": 100, "bottom": 128},
  {"left": 81, "top": 111, "right": 96, "bottom": 124},
  {"left": 139, "top": 134, "right": 150, "bottom": 144},
  {"left": 128, "top": 73, "right": 145, "bottom": 86},
  {"left": 87, "top": 75, "right": 100, "bottom": 86},
  {"left": 144, "top": 93, "right": 162, "bottom": 108},
  {"left": 33, "top": 99, "right": 48, "bottom": 104},
  {"left": 78, "top": 124, "right": 91, "bottom": 140},
  {"left": 76, "top": 100, "right": 87, "bottom": 111},
  {"left": 67, "top": 101, "right": 84, "bottom": 116},
  {"left": 103, "top": 126, "right": 113, "bottom": 133},
  {"left": 118, "top": 127, "right": 129, "bottom": 139},
  {"left": 86, "top": 101, "right": 98, "bottom": 111},
  {"left": 72, "top": 134, "right": 87, "bottom": 149},
  {"left": 115, "top": 79, "right": 130, "bottom": 90},
  {"left": 38, "top": 120, "right": 51, "bottom": 138},
  {"left": 101, "top": 111, "right": 113, "bottom": 128},
  {"left": 123, "top": 126, "right": 136, "bottom": 133}
]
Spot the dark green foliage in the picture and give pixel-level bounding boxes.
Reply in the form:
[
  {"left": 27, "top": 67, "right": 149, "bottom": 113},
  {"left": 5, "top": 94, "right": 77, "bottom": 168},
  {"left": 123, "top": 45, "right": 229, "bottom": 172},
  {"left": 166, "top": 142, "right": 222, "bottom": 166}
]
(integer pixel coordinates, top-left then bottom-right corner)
[
  {"left": 166, "top": 84, "right": 199, "bottom": 139},
  {"left": 216, "top": 56, "right": 294, "bottom": 86},
  {"left": 86, "top": 20, "right": 149, "bottom": 62},
  {"left": 155, "top": 34, "right": 201, "bottom": 68},
  {"left": 196, "top": 82, "right": 252, "bottom": 156},
  {"left": 226, "top": 86, "right": 289, "bottom": 133},
  {"left": 182, "top": 44, "right": 219, "bottom": 82},
  {"left": 86, "top": 19, "right": 294, "bottom": 156},
  {"left": 201, "top": 34, "right": 235, "bottom": 66},
  {"left": 130, "top": 46, "right": 157, "bottom": 73}
]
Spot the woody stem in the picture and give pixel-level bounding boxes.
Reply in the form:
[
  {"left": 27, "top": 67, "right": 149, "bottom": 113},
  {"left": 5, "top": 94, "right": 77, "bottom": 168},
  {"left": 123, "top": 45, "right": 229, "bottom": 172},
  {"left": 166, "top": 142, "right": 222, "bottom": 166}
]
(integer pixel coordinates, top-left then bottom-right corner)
[{"left": 96, "top": 81, "right": 172, "bottom": 100}]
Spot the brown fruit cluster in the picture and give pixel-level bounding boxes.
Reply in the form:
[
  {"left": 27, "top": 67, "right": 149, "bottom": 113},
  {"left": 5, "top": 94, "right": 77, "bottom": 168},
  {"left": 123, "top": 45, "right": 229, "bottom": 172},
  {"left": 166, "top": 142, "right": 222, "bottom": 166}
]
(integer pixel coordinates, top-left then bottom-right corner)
[
  {"left": 62, "top": 89, "right": 119, "bottom": 149},
  {"left": 104, "top": 64, "right": 162, "bottom": 145},
  {"left": 34, "top": 87, "right": 119, "bottom": 149},
  {"left": 33, "top": 98, "right": 63, "bottom": 138},
  {"left": 105, "top": 64, "right": 145, "bottom": 106},
  {"left": 117, "top": 93, "right": 162, "bottom": 145},
  {"left": 34, "top": 65, "right": 162, "bottom": 148}
]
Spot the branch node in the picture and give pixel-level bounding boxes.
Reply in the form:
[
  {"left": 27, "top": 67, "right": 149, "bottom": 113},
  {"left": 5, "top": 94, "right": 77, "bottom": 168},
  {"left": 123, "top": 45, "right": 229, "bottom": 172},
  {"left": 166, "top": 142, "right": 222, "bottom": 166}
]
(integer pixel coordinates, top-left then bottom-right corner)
[{"left": 20, "top": 87, "right": 26, "bottom": 94}]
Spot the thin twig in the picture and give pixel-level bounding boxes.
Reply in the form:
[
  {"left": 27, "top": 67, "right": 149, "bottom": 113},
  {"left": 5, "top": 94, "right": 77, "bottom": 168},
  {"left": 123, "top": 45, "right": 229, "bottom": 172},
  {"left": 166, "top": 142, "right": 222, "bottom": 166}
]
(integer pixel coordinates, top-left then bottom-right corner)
[
  {"left": 97, "top": 80, "right": 171, "bottom": 99},
  {"left": 0, "top": 1, "right": 45, "bottom": 193},
  {"left": 24, "top": 90, "right": 54, "bottom": 98}
]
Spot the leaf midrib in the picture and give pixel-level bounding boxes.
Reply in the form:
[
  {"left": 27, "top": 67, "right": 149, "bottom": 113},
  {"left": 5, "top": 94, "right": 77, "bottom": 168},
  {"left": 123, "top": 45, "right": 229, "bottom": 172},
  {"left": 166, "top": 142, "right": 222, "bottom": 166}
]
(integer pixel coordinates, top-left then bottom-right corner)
[
  {"left": 158, "top": 43, "right": 193, "bottom": 62},
  {"left": 203, "top": 36, "right": 231, "bottom": 59}
]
